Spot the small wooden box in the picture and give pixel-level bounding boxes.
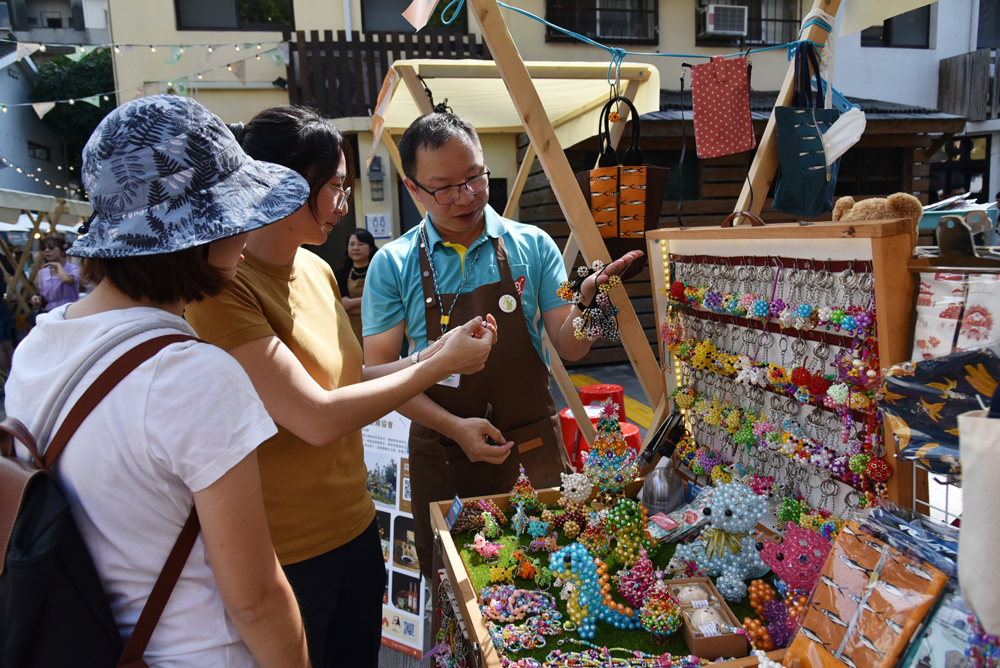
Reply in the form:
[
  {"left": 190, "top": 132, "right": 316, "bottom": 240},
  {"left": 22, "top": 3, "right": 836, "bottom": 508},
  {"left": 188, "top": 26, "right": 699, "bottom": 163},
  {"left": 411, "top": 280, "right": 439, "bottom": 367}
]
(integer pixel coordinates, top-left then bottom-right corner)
[{"left": 669, "top": 577, "right": 748, "bottom": 660}]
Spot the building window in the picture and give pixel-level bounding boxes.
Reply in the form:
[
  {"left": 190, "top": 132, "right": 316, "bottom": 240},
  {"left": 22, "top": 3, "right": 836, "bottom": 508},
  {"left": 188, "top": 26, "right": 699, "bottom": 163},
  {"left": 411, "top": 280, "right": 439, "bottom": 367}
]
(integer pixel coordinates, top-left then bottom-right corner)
[
  {"left": 861, "top": 5, "right": 930, "bottom": 49},
  {"left": 40, "top": 11, "right": 62, "bottom": 28},
  {"left": 362, "top": 0, "right": 467, "bottom": 32},
  {"left": 174, "top": 0, "right": 293, "bottom": 31},
  {"left": 696, "top": 0, "right": 800, "bottom": 48},
  {"left": 929, "top": 136, "right": 991, "bottom": 204},
  {"left": 545, "top": 0, "right": 658, "bottom": 45},
  {"left": 0, "top": 2, "right": 10, "bottom": 29},
  {"left": 28, "top": 142, "right": 51, "bottom": 162},
  {"left": 979, "top": 0, "right": 1000, "bottom": 49}
]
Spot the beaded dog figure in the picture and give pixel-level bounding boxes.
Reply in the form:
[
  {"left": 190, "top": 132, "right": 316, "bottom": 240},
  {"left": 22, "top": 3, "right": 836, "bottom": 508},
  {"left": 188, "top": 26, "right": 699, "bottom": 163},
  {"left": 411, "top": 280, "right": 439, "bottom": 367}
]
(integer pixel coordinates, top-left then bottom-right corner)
[
  {"left": 672, "top": 481, "right": 769, "bottom": 602},
  {"left": 548, "top": 543, "right": 642, "bottom": 639}
]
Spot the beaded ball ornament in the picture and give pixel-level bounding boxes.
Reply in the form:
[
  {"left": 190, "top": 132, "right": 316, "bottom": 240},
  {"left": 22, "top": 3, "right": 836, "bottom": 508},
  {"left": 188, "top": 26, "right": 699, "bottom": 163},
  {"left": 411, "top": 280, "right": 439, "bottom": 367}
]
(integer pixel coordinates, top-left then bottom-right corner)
[
  {"left": 582, "top": 401, "right": 639, "bottom": 505},
  {"left": 672, "top": 481, "right": 769, "bottom": 602}
]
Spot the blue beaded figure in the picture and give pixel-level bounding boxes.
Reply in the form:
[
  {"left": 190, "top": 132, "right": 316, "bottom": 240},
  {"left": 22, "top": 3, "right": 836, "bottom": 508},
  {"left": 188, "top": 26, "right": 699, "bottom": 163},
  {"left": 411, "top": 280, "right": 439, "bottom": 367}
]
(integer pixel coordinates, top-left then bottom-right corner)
[
  {"left": 672, "top": 481, "right": 769, "bottom": 602},
  {"left": 548, "top": 543, "right": 642, "bottom": 639}
]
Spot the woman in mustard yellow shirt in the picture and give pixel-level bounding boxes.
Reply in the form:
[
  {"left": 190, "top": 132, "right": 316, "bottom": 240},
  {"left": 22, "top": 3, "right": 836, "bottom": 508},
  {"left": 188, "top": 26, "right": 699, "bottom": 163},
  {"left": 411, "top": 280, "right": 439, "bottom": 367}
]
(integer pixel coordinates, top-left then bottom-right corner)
[{"left": 185, "top": 106, "right": 496, "bottom": 668}]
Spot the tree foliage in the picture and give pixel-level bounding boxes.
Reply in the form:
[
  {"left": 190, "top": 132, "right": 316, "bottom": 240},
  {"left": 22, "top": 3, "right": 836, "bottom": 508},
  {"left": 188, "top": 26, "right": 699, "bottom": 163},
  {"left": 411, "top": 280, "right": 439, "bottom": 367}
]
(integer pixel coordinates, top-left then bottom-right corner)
[{"left": 29, "top": 47, "right": 115, "bottom": 175}]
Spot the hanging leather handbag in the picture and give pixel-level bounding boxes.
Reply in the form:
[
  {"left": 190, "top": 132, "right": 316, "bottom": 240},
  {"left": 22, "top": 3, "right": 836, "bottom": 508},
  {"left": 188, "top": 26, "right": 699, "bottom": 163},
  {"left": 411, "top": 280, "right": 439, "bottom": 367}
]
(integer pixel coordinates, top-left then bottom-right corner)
[
  {"left": 689, "top": 54, "right": 756, "bottom": 159},
  {"left": 772, "top": 42, "right": 842, "bottom": 217},
  {"left": 576, "top": 95, "right": 670, "bottom": 278}
]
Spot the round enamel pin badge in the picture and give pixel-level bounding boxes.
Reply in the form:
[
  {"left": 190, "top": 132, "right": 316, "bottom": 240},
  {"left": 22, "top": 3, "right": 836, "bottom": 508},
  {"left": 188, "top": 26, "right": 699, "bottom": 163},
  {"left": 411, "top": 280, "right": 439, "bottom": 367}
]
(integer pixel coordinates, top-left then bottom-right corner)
[{"left": 498, "top": 294, "right": 518, "bottom": 313}]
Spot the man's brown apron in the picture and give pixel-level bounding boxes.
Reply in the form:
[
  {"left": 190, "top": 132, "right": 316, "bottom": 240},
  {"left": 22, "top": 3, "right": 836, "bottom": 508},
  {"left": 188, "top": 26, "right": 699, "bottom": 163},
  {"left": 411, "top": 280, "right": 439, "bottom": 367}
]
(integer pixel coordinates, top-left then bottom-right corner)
[{"left": 409, "top": 235, "right": 572, "bottom": 580}]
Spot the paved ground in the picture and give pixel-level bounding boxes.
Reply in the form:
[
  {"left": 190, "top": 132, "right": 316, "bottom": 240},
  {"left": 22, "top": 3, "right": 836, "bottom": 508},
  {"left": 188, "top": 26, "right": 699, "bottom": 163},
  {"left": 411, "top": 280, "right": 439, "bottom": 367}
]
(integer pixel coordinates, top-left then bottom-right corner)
[{"left": 378, "top": 362, "right": 650, "bottom": 667}]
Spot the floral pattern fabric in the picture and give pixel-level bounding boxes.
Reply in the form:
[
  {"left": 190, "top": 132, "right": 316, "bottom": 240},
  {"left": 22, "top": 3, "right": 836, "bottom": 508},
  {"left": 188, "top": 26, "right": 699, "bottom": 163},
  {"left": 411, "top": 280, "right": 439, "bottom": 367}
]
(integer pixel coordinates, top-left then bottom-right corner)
[{"left": 72, "top": 95, "right": 309, "bottom": 259}]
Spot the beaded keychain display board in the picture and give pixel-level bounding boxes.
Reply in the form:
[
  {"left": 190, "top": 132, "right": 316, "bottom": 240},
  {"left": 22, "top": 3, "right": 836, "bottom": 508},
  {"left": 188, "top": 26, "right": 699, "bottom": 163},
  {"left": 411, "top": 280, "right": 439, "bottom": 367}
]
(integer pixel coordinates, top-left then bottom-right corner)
[{"left": 646, "top": 220, "right": 917, "bottom": 517}]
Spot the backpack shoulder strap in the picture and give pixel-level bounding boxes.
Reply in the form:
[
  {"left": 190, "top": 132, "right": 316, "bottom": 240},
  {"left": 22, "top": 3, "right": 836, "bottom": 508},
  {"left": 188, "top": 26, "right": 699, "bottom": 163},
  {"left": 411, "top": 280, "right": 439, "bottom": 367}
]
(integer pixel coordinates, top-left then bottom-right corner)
[
  {"left": 35, "top": 331, "right": 203, "bottom": 667},
  {"left": 42, "top": 334, "right": 194, "bottom": 469},
  {"left": 117, "top": 508, "right": 200, "bottom": 668}
]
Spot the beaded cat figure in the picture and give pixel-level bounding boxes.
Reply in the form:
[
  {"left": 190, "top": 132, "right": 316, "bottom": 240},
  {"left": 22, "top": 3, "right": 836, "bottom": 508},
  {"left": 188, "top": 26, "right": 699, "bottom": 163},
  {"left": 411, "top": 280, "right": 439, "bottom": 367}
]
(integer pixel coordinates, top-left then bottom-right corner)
[
  {"left": 672, "top": 481, "right": 769, "bottom": 602},
  {"left": 582, "top": 401, "right": 639, "bottom": 506},
  {"left": 541, "top": 472, "right": 591, "bottom": 540}
]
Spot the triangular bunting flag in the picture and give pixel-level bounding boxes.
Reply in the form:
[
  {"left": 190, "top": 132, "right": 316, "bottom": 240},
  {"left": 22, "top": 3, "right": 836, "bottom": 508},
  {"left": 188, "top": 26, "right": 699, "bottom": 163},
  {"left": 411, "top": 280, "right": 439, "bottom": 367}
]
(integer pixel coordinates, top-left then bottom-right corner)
[
  {"left": 32, "top": 101, "right": 56, "bottom": 119},
  {"left": 134, "top": 88, "right": 144, "bottom": 99},
  {"left": 81, "top": 96, "right": 101, "bottom": 107},
  {"left": 65, "top": 46, "right": 86, "bottom": 62},
  {"left": 16, "top": 43, "right": 41, "bottom": 61},
  {"left": 165, "top": 46, "right": 184, "bottom": 64},
  {"left": 277, "top": 41, "right": 289, "bottom": 65},
  {"left": 229, "top": 60, "right": 246, "bottom": 85},
  {"left": 171, "top": 77, "right": 189, "bottom": 95},
  {"left": 403, "top": 0, "right": 442, "bottom": 31}
]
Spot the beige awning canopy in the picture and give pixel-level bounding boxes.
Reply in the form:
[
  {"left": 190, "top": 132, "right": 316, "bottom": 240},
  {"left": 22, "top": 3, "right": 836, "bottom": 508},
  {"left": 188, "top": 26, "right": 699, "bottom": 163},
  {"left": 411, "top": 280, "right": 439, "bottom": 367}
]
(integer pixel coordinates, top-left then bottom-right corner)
[
  {"left": 0, "top": 187, "right": 92, "bottom": 225},
  {"left": 368, "top": 59, "right": 661, "bottom": 167}
]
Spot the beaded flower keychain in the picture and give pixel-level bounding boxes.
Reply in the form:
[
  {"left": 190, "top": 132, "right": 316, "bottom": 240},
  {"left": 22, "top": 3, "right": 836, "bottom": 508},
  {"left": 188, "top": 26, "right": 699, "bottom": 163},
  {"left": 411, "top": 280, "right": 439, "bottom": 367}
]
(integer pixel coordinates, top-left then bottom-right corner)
[{"left": 557, "top": 260, "right": 622, "bottom": 341}]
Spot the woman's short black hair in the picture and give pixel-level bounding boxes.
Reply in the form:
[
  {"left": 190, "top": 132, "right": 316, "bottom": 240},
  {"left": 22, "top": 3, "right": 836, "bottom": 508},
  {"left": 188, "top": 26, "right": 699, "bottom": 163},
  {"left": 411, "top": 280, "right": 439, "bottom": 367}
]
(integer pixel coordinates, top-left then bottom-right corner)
[
  {"left": 82, "top": 246, "right": 227, "bottom": 304},
  {"left": 231, "top": 106, "right": 354, "bottom": 218},
  {"left": 347, "top": 228, "right": 377, "bottom": 264}
]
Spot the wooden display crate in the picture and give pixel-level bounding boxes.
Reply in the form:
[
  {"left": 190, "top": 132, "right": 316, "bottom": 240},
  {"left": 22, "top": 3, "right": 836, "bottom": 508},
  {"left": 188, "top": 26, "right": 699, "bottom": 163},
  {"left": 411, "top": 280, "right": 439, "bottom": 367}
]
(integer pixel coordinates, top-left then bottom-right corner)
[
  {"left": 646, "top": 219, "right": 917, "bottom": 509},
  {"left": 428, "top": 485, "right": 786, "bottom": 667}
]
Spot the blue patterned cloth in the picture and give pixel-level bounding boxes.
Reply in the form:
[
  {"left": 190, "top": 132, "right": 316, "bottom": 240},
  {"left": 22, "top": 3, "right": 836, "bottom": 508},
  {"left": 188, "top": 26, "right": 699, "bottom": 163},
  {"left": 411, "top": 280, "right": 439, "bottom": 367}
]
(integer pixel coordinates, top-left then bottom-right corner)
[{"left": 72, "top": 95, "right": 309, "bottom": 258}]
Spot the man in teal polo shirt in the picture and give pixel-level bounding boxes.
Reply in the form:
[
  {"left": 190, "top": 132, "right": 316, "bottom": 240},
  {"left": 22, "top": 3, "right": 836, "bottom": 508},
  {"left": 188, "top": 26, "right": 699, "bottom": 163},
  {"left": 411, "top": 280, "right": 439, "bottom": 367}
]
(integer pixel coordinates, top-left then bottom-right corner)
[{"left": 363, "top": 112, "right": 640, "bottom": 579}]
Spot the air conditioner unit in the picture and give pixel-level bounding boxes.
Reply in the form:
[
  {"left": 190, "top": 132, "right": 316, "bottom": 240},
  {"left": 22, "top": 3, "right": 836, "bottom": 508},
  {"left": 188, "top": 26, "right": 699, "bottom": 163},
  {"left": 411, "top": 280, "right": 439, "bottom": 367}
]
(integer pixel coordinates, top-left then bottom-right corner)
[{"left": 697, "top": 4, "right": 748, "bottom": 37}]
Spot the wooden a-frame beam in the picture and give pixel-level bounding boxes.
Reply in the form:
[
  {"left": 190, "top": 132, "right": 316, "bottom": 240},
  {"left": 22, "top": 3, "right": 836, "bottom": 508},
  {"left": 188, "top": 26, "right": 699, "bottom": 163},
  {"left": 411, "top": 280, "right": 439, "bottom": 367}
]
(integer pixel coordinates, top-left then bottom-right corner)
[
  {"left": 469, "top": 0, "right": 663, "bottom": 411},
  {"left": 733, "top": 0, "right": 843, "bottom": 223}
]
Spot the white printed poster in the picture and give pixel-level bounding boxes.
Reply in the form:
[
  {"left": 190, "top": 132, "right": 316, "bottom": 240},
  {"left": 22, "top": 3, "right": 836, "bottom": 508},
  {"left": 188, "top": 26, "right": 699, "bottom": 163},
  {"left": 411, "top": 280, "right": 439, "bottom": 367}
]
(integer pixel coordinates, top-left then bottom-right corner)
[{"left": 363, "top": 411, "right": 428, "bottom": 658}]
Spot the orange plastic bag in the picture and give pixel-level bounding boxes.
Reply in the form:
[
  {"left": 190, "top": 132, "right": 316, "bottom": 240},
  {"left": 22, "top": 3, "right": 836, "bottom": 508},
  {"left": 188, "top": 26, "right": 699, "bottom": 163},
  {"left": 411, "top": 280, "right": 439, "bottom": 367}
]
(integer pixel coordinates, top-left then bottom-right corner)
[{"left": 783, "top": 522, "right": 946, "bottom": 668}]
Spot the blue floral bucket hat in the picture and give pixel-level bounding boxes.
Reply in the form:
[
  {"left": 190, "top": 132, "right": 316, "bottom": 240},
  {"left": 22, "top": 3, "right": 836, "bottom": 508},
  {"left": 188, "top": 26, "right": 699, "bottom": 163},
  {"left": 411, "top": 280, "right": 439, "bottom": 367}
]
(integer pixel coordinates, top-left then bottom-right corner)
[{"left": 71, "top": 94, "right": 310, "bottom": 258}]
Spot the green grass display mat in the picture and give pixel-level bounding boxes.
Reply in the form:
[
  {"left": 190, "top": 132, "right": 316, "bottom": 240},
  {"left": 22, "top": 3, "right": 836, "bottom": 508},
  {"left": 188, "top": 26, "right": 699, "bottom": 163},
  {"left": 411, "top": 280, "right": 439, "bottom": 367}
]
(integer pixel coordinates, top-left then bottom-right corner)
[{"left": 454, "top": 526, "right": 768, "bottom": 663}]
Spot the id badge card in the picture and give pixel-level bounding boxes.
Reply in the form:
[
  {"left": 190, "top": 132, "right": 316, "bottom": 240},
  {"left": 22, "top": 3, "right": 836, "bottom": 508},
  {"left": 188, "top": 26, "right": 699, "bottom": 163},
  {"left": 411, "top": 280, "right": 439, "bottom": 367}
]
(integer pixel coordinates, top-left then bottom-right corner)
[{"left": 437, "top": 373, "right": 461, "bottom": 388}]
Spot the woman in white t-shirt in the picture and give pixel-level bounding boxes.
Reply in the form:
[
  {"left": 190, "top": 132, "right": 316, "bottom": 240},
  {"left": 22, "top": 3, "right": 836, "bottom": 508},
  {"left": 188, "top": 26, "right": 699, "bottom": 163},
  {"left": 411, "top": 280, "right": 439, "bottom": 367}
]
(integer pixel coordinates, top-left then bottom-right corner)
[{"left": 6, "top": 96, "right": 315, "bottom": 667}]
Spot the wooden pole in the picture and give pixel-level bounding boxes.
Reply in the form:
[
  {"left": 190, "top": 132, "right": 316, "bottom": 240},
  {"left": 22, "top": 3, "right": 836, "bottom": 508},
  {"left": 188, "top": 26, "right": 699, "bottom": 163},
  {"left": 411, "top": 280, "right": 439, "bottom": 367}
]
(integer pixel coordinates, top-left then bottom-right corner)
[
  {"left": 468, "top": 0, "right": 663, "bottom": 410},
  {"left": 732, "top": 0, "right": 843, "bottom": 222},
  {"left": 396, "top": 63, "right": 435, "bottom": 115},
  {"left": 382, "top": 131, "right": 427, "bottom": 219},
  {"left": 502, "top": 143, "right": 535, "bottom": 219}
]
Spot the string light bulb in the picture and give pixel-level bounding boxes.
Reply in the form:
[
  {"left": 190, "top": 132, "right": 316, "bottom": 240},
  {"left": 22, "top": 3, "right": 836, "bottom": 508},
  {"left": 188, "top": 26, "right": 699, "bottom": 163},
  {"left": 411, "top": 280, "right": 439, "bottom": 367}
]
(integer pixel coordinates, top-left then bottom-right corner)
[
  {"left": 234, "top": 44, "right": 240, "bottom": 51},
  {"left": 114, "top": 46, "right": 120, "bottom": 53},
  {"left": 103, "top": 95, "right": 109, "bottom": 101},
  {"left": 39, "top": 45, "right": 46, "bottom": 52},
  {"left": 208, "top": 46, "right": 214, "bottom": 53},
  {"left": 1, "top": 106, "right": 6, "bottom": 113},
  {"left": 197, "top": 73, "right": 203, "bottom": 79},
  {"left": 227, "top": 65, "right": 232, "bottom": 71},
  {"left": 68, "top": 99, "right": 75, "bottom": 105},
  {"left": 150, "top": 45, "right": 156, "bottom": 52},
  {"left": 256, "top": 43, "right": 261, "bottom": 49}
]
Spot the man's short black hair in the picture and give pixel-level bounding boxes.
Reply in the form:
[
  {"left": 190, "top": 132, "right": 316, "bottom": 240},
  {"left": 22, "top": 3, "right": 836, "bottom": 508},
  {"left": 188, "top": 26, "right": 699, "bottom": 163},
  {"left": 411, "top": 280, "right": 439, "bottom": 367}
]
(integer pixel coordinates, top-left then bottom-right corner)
[{"left": 398, "top": 112, "right": 481, "bottom": 180}]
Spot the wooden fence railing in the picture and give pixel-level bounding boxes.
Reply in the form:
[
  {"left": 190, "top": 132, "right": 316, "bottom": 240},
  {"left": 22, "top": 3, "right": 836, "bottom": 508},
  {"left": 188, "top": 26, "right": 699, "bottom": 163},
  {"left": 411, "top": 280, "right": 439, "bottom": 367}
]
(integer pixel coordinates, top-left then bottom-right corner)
[
  {"left": 938, "top": 48, "right": 999, "bottom": 122},
  {"left": 283, "top": 30, "right": 491, "bottom": 118}
]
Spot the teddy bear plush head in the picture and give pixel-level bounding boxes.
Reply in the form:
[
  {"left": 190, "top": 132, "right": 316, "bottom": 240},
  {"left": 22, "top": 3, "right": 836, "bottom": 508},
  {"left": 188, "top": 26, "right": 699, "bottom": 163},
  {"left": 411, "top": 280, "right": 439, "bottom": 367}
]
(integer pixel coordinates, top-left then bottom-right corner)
[{"left": 832, "top": 193, "right": 923, "bottom": 233}]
